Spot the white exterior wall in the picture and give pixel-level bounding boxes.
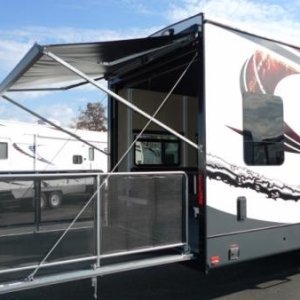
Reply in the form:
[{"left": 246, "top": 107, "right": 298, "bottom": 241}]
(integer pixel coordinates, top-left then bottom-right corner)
[{"left": 205, "top": 22, "right": 300, "bottom": 225}]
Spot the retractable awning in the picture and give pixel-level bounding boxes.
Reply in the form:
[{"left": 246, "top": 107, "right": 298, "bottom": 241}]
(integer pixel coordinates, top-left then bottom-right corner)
[
  {"left": 0, "top": 34, "right": 193, "bottom": 93},
  {"left": 0, "top": 27, "right": 199, "bottom": 151}
]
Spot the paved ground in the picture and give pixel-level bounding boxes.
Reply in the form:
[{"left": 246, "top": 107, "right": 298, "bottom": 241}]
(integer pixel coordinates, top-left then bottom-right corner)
[{"left": 3, "top": 249, "right": 300, "bottom": 300}]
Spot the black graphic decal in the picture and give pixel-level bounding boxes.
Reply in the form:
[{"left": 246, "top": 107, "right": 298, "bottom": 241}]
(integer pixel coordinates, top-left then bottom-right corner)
[
  {"left": 207, "top": 154, "right": 300, "bottom": 201},
  {"left": 13, "top": 143, "right": 54, "bottom": 165}
]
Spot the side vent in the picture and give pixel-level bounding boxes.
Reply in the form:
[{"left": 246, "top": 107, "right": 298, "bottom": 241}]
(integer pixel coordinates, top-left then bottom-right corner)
[{"left": 237, "top": 197, "right": 247, "bottom": 221}]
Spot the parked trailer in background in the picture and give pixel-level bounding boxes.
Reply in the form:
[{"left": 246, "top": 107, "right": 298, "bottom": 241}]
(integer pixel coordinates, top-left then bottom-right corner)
[
  {"left": 1, "top": 12, "right": 300, "bottom": 298},
  {"left": 0, "top": 120, "right": 107, "bottom": 208},
  {"left": 0, "top": 120, "right": 107, "bottom": 172}
]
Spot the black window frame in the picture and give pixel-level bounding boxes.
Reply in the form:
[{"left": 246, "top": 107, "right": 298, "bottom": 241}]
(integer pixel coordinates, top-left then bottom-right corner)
[
  {"left": 133, "top": 131, "right": 181, "bottom": 167},
  {"left": 73, "top": 155, "right": 83, "bottom": 165}
]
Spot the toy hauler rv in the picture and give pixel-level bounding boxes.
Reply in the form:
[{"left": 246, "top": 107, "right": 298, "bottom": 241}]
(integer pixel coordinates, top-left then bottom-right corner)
[{"left": 0, "top": 12, "right": 300, "bottom": 297}]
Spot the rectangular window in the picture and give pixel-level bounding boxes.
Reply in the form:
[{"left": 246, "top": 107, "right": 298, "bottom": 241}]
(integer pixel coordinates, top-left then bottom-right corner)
[
  {"left": 0, "top": 142, "right": 8, "bottom": 159},
  {"left": 243, "top": 93, "right": 284, "bottom": 165},
  {"left": 73, "top": 155, "right": 83, "bottom": 164},
  {"left": 134, "top": 132, "right": 180, "bottom": 166},
  {"left": 89, "top": 148, "right": 95, "bottom": 161}
]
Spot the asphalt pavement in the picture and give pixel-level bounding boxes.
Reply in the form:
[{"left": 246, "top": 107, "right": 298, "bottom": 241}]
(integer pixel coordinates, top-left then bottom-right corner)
[{"left": 3, "top": 249, "right": 300, "bottom": 300}]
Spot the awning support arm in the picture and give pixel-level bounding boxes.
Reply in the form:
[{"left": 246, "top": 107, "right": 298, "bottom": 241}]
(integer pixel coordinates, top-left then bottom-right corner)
[{"left": 43, "top": 48, "right": 199, "bottom": 150}]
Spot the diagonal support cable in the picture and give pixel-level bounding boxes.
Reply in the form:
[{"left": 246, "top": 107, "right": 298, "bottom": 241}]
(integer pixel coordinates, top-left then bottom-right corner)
[{"left": 25, "top": 51, "right": 198, "bottom": 281}]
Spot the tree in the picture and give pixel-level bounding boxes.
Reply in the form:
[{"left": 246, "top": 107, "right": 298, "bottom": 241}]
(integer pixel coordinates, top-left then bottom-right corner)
[{"left": 75, "top": 102, "right": 107, "bottom": 131}]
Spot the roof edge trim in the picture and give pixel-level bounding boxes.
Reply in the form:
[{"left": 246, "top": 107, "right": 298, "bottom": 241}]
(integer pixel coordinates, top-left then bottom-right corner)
[{"left": 204, "top": 19, "right": 300, "bottom": 50}]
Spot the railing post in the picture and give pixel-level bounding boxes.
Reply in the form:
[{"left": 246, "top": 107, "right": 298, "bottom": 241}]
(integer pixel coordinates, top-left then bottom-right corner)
[
  {"left": 96, "top": 174, "right": 101, "bottom": 268},
  {"left": 34, "top": 179, "right": 42, "bottom": 232},
  {"left": 184, "top": 173, "right": 190, "bottom": 253}
]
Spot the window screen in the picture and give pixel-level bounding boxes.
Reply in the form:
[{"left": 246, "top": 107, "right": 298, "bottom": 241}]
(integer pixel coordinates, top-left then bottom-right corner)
[
  {"left": 0, "top": 143, "right": 8, "bottom": 159},
  {"left": 243, "top": 93, "right": 284, "bottom": 165}
]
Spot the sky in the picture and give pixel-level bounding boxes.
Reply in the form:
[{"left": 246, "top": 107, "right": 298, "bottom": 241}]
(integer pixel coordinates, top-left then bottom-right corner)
[{"left": 1, "top": 0, "right": 300, "bottom": 127}]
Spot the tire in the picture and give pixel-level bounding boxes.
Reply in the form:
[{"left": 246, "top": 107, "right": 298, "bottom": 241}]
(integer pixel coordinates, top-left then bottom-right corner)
[{"left": 48, "top": 191, "right": 63, "bottom": 209}]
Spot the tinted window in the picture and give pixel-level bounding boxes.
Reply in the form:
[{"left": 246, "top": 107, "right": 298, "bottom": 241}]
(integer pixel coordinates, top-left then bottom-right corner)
[
  {"left": 0, "top": 143, "right": 8, "bottom": 159},
  {"left": 165, "top": 142, "right": 179, "bottom": 164},
  {"left": 243, "top": 93, "right": 284, "bottom": 165},
  {"left": 137, "top": 141, "right": 162, "bottom": 165},
  {"left": 134, "top": 133, "right": 180, "bottom": 166},
  {"left": 73, "top": 155, "right": 83, "bottom": 164}
]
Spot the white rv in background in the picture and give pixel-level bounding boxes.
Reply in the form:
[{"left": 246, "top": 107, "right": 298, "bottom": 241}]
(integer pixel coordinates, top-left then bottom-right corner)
[
  {"left": 0, "top": 120, "right": 108, "bottom": 208},
  {"left": 0, "top": 120, "right": 107, "bottom": 172}
]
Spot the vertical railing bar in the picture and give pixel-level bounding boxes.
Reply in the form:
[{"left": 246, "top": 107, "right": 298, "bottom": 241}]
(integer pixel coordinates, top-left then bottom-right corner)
[
  {"left": 34, "top": 179, "right": 41, "bottom": 232},
  {"left": 184, "top": 173, "right": 189, "bottom": 251},
  {"left": 96, "top": 175, "right": 101, "bottom": 268}
]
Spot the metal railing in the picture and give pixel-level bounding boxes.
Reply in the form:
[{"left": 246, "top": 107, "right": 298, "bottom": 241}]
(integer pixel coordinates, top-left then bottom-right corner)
[{"left": 0, "top": 170, "right": 190, "bottom": 292}]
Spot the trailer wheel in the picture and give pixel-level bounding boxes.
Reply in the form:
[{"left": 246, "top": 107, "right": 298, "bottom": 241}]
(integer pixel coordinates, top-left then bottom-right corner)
[{"left": 48, "top": 191, "right": 63, "bottom": 209}]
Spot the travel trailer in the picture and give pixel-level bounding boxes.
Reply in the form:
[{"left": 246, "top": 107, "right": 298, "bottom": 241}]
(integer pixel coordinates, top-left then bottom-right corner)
[
  {"left": 0, "top": 120, "right": 107, "bottom": 172},
  {"left": 0, "top": 12, "right": 300, "bottom": 297},
  {"left": 0, "top": 120, "right": 107, "bottom": 208}
]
